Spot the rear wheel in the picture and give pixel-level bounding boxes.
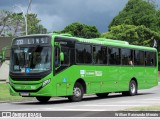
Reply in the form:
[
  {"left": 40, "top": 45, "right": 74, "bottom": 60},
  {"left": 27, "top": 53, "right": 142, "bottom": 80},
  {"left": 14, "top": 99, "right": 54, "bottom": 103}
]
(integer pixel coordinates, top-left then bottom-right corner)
[
  {"left": 96, "top": 93, "right": 109, "bottom": 98},
  {"left": 122, "top": 80, "right": 137, "bottom": 96},
  {"left": 36, "top": 96, "right": 51, "bottom": 103},
  {"left": 68, "top": 82, "right": 84, "bottom": 102}
]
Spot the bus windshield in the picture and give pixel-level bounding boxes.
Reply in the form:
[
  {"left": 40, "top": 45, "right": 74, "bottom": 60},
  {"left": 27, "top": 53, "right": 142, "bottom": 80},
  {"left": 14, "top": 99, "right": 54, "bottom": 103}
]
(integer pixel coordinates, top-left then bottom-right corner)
[{"left": 10, "top": 46, "right": 51, "bottom": 73}]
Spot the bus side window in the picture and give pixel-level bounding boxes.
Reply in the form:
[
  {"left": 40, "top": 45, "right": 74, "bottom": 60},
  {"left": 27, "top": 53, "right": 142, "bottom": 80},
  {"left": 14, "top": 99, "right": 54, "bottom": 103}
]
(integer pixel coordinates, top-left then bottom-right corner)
[
  {"left": 54, "top": 46, "right": 60, "bottom": 68},
  {"left": 108, "top": 47, "right": 120, "bottom": 65},
  {"left": 61, "top": 47, "right": 70, "bottom": 66},
  {"left": 145, "top": 51, "right": 156, "bottom": 66},
  {"left": 121, "top": 49, "right": 133, "bottom": 65},
  {"left": 134, "top": 50, "right": 144, "bottom": 66},
  {"left": 75, "top": 43, "right": 92, "bottom": 64},
  {"left": 93, "top": 46, "right": 102, "bottom": 64}
]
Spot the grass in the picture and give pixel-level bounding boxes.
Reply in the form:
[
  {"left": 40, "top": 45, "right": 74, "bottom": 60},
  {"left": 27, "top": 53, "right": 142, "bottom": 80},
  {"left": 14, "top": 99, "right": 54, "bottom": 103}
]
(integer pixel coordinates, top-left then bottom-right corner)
[
  {"left": 0, "top": 82, "right": 34, "bottom": 102},
  {"left": 124, "top": 105, "right": 160, "bottom": 111}
]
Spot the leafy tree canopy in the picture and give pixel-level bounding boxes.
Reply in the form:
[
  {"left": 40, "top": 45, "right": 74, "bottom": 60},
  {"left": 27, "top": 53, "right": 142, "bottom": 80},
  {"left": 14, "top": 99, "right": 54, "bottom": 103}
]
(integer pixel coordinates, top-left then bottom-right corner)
[
  {"left": 108, "top": 0, "right": 159, "bottom": 32},
  {"left": 102, "top": 24, "right": 160, "bottom": 47},
  {"left": 0, "top": 10, "right": 47, "bottom": 37},
  {"left": 103, "top": 0, "right": 160, "bottom": 49},
  {"left": 60, "top": 22, "right": 100, "bottom": 38}
]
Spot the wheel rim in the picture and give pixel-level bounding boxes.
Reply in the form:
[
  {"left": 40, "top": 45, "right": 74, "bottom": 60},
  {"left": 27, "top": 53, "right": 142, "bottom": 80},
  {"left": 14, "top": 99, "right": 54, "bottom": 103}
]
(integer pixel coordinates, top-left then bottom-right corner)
[
  {"left": 131, "top": 83, "right": 136, "bottom": 94},
  {"left": 73, "top": 87, "right": 81, "bottom": 97}
]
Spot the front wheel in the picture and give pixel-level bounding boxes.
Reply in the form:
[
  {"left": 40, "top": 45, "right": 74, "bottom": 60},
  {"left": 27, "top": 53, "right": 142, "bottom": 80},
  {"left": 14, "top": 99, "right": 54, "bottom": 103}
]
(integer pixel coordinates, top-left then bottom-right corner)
[
  {"left": 36, "top": 96, "right": 51, "bottom": 103},
  {"left": 68, "top": 82, "right": 84, "bottom": 102}
]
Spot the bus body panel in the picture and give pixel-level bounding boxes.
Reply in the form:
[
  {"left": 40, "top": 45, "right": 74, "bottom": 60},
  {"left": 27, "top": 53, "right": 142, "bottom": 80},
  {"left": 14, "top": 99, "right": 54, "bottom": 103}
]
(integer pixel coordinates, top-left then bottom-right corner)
[{"left": 9, "top": 65, "right": 158, "bottom": 97}]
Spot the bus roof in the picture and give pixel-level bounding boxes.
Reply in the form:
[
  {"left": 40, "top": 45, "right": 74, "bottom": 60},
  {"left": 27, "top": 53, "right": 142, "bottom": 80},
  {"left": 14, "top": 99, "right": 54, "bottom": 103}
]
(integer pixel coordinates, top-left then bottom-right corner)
[
  {"left": 54, "top": 33, "right": 156, "bottom": 52},
  {"left": 16, "top": 33, "right": 156, "bottom": 52}
]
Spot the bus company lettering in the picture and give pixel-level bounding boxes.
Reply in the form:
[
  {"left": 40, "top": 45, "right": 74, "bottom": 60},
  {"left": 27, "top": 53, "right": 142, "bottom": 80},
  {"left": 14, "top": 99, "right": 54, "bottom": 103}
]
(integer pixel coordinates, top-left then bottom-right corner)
[
  {"left": 80, "top": 70, "right": 103, "bottom": 77},
  {"left": 95, "top": 71, "right": 103, "bottom": 76}
]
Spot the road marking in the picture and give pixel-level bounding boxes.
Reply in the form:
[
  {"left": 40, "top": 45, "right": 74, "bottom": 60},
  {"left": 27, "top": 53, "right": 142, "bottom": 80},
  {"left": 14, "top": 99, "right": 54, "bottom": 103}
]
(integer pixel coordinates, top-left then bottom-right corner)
[
  {"left": 83, "top": 104, "right": 150, "bottom": 107},
  {"left": 144, "top": 98, "right": 160, "bottom": 101}
]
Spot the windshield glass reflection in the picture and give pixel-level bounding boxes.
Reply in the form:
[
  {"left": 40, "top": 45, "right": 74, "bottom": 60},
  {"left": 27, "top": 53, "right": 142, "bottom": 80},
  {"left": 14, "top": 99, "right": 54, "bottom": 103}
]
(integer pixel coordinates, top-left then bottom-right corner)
[{"left": 10, "top": 46, "right": 51, "bottom": 73}]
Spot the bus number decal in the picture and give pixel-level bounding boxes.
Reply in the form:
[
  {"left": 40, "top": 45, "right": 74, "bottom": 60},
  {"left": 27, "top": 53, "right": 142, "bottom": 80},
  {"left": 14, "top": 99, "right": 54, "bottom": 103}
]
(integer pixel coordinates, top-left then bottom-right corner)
[{"left": 16, "top": 40, "right": 23, "bottom": 45}]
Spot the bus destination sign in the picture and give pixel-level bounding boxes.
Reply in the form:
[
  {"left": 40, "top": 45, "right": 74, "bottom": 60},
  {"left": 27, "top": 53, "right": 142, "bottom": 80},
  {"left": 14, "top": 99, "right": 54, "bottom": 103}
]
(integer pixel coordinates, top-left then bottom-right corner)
[{"left": 13, "top": 37, "right": 49, "bottom": 45}]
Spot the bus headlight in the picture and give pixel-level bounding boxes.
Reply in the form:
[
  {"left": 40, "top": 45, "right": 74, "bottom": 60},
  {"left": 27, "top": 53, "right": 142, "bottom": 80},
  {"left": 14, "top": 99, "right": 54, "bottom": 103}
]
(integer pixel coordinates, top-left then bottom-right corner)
[{"left": 42, "top": 79, "right": 51, "bottom": 87}]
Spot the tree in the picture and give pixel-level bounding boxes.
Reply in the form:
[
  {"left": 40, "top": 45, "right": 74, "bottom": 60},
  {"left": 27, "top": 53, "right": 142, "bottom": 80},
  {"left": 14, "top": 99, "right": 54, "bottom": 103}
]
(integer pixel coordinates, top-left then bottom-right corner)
[
  {"left": 105, "top": 0, "right": 160, "bottom": 53},
  {"left": 27, "top": 13, "right": 47, "bottom": 35},
  {"left": 8, "top": 13, "right": 25, "bottom": 36},
  {"left": 0, "top": 10, "right": 47, "bottom": 37},
  {"left": 61, "top": 22, "right": 100, "bottom": 38},
  {"left": 102, "top": 24, "right": 160, "bottom": 47},
  {"left": 0, "top": 10, "right": 12, "bottom": 36},
  {"left": 108, "top": 0, "right": 158, "bottom": 32}
]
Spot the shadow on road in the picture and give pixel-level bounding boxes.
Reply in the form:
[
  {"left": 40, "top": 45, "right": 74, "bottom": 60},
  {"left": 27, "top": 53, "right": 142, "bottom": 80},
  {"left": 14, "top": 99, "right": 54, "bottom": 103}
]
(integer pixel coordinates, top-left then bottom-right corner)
[{"left": 11, "top": 92, "right": 154, "bottom": 105}]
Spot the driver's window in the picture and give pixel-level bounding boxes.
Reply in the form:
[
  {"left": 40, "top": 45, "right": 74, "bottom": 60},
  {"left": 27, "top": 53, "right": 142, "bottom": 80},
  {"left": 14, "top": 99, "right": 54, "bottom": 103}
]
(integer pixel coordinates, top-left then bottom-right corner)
[{"left": 54, "top": 46, "right": 60, "bottom": 68}]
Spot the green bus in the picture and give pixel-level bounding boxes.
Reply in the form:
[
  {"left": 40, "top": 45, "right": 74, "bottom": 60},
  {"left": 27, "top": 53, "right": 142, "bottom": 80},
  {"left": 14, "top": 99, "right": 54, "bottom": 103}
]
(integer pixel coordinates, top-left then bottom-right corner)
[{"left": 9, "top": 33, "right": 158, "bottom": 102}]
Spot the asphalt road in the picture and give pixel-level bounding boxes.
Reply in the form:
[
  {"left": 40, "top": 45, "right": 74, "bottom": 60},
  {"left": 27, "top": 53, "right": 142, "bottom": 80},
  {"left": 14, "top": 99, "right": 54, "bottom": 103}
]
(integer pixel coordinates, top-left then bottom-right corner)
[{"left": 0, "top": 85, "right": 160, "bottom": 118}]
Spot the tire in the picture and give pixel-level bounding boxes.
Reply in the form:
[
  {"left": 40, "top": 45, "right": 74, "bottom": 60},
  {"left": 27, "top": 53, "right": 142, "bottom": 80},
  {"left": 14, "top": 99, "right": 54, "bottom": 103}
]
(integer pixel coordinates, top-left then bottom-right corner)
[
  {"left": 129, "top": 80, "right": 137, "bottom": 96},
  {"left": 122, "top": 80, "right": 137, "bottom": 96},
  {"left": 36, "top": 96, "right": 51, "bottom": 103},
  {"left": 96, "top": 93, "right": 109, "bottom": 98},
  {"left": 68, "top": 82, "right": 84, "bottom": 102}
]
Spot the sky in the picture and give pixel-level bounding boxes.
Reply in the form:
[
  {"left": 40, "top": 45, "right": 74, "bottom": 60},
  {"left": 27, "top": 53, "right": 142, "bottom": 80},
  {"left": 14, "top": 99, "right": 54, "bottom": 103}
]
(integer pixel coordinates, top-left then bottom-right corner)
[{"left": 0, "top": 0, "right": 160, "bottom": 33}]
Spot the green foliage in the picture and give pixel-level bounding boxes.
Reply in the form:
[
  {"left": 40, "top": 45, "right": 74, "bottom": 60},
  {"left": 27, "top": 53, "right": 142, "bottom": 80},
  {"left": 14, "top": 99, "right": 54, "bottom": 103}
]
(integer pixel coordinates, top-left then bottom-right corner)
[
  {"left": 0, "top": 10, "right": 47, "bottom": 37},
  {"left": 106, "top": 0, "right": 160, "bottom": 52},
  {"left": 27, "top": 14, "right": 47, "bottom": 35},
  {"left": 61, "top": 22, "right": 100, "bottom": 38},
  {"left": 109, "top": 0, "right": 159, "bottom": 32},
  {"left": 102, "top": 24, "right": 160, "bottom": 47}
]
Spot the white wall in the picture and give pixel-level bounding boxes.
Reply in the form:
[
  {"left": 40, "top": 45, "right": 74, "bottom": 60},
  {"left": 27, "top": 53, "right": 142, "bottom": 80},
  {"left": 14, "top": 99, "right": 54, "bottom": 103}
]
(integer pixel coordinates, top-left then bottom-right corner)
[{"left": 0, "top": 60, "right": 9, "bottom": 82}]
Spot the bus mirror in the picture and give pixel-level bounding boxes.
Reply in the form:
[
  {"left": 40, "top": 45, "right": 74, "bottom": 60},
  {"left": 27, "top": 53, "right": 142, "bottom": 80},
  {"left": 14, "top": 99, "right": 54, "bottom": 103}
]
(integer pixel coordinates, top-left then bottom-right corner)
[{"left": 60, "top": 52, "right": 64, "bottom": 62}]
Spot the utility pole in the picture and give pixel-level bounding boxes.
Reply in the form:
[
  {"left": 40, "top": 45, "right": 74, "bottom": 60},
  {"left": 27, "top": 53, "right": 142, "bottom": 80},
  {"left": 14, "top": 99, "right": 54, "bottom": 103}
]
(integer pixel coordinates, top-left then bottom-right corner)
[
  {"left": 26, "top": 0, "right": 32, "bottom": 35},
  {"left": 14, "top": 5, "right": 27, "bottom": 35},
  {"left": 14, "top": 0, "right": 32, "bottom": 35}
]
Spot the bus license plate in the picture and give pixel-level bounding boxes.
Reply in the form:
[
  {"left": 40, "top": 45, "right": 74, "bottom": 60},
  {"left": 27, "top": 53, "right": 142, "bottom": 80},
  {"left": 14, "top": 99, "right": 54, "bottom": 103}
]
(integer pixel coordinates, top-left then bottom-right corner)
[{"left": 20, "top": 92, "right": 29, "bottom": 96}]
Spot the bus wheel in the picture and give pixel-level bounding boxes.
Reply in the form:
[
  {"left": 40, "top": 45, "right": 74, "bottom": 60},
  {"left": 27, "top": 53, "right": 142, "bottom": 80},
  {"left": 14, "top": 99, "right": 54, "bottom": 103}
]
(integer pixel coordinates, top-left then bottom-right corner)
[
  {"left": 122, "top": 80, "right": 137, "bottom": 96},
  {"left": 68, "top": 82, "right": 84, "bottom": 102},
  {"left": 129, "top": 80, "right": 137, "bottom": 96},
  {"left": 96, "top": 93, "right": 109, "bottom": 98},
  {"left": 36, "top": 96, "right": 51, "bottom": 103}
]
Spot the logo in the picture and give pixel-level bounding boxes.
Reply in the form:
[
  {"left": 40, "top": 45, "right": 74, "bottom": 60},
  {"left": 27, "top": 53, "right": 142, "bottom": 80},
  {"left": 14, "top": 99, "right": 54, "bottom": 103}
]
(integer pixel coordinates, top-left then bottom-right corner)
[
  {"left": 25, "top": 68, "right": 30, "bottom": 73},
  {"left": 2, "top": 112, "right": 11, "bottom": 117}
]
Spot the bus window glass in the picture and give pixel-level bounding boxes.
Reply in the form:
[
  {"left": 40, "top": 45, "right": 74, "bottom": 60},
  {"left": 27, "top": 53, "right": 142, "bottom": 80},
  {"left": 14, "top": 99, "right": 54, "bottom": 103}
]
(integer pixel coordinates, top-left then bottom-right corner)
[
  {"left": 93, "top": 46, "right": 107, "bottom": 64},
  {"left": 108, "top": 47, "right": 120, "bottom": 65},
  {"left": 54, "top": 46, "right": 60, "bottom": 68},
  {"left": 101, "top": 47, "right": 107, "bottom": 64},
  {"left": 76, "top": 44, "right": 92, "bottom": 64},
  {"left": 11, "top": 46, "right": 51, "bottom": 73},
  {"left": 121, "top": 49, "right": 133, "bottom": 65},
  {"left": 134, "top": 50, "right": 144, "bottom": 66},
  {"left": 61, "top": 47, "right": 70, "bottom": 65},
  {"left": 145, "top": 52, "right": 156, "bottom": 66}
]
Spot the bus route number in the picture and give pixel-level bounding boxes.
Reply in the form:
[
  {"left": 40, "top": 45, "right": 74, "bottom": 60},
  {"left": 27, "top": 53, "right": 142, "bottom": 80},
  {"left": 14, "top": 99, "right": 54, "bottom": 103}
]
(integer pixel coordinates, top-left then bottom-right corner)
[{"left": 16, "top": 40, "right": 24, "bottom": 45}]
